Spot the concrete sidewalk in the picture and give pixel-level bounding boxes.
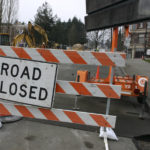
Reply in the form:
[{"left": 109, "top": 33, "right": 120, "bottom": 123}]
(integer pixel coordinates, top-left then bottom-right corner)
[{"left": 0, "top": 119, "right": 137, "bottom": 150}]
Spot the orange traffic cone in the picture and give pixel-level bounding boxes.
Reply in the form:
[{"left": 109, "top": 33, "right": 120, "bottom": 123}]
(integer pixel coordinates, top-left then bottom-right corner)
[{"left": 96, "top": 66, "right": 100, "bottom": 80}]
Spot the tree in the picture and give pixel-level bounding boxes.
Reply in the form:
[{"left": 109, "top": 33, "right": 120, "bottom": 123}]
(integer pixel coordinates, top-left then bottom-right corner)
[
  {"left": 0, "top": 0, "right": 4, "bottom": 31},
  {"left": 68, "top": 17, "right": 86, "bottom": 46},
  {"left": 34, "top": 3, "right": 86, "bottom": 47},
  {"left": 68, "top": 24, "right": 78, "bottom": 45},
  {"left": 87, "top": 29, "right": 111, "bottom": 49},
  {"left": 0, "top": 0, "right": 18, "bottom": 32},
  {"left": 34, "top": 2, "right": 57, "bottom": 44},
  {"left": 87, "top": 30, "right": 104, "bottom": 49},
  {"left": 51, "top": 20, "right": 68, "bottom": 45},
  {"left": 4, "top": 0, "right": 18, "bottom": 31},
  {"left": 4, "top": 0, "right": 18, "bottom": 23},
  {"left": 117, "top": 29, "right": 124, "bottom": 51},
  {"left": 105, "top": 39, "right": 111, "bottom": 49}
]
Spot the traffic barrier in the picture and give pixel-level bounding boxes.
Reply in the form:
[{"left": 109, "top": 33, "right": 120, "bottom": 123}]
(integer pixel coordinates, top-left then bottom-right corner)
[
  {"left": 56, "top": 80, "right": 121, "bottom": 99},
  {"left": 0, "top": 46, "right": 126, "bottom": 66},
  {"left": 0, "top": 101, "right": 116, "bottom": 128},
  {"left": 0, "top": 45, "right": 126, "bottom": 129}
]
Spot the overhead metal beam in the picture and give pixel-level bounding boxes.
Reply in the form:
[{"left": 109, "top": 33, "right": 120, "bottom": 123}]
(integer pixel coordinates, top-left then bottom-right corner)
[
  {"left": 85, "top": 0, "right": 150, "bottom": 31},
  {"left": 86, "top": 0, "right": 127, "bottom": 14}
]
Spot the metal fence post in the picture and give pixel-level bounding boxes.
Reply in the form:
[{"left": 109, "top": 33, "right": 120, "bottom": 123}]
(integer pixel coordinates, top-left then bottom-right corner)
[{"left": 73, "top": 75, "right": 80, "bottom": 110}]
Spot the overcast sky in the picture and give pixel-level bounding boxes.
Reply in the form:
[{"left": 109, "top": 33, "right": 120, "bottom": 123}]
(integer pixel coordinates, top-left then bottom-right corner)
[{"left": 18, "top": 0, "right": 86, "bottom": 23}]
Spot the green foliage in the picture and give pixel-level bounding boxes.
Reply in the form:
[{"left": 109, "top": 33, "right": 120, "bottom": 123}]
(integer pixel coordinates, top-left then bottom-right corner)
[
  {"left": 68, "top": 17, "right": 86, "bottom": 46},
  {"left": 34, "top": 2, "right": 86, "bottom": 47},
  {"left": 34, "top": 2, "right": 56, "bottom": 43}
]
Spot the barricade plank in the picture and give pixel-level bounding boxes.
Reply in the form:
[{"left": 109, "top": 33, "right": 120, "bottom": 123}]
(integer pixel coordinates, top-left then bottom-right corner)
[
  {"left": 0, "top": 46, "right": 126, "bottom": 67},
  {"left": 0, "top": 102, "right": 116, "bottom": 128},
  {"left": 56, "top": 80, "right": 121, "bottom": 99}
]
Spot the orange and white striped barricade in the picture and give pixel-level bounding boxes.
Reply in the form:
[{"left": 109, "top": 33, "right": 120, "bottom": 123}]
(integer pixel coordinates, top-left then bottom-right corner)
[
  {"left": 0, "top": 46, "right": 126, "bottom": 129},
  {"left": 0, "top": 101, "right": 116, "bottom": 128},
  {"left": 0, "top": 46, "right": 125, "bottom": 66}
]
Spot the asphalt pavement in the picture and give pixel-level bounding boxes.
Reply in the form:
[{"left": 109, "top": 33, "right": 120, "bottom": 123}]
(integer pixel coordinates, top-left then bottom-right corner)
[{"left": 0, "top": 119, "right": 137, "bottom": 150}]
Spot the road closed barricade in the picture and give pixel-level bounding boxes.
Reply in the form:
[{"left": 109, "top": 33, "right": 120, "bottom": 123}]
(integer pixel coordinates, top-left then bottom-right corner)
[{"left": 0, "top": 46, "right": 126, "bottom": 129}]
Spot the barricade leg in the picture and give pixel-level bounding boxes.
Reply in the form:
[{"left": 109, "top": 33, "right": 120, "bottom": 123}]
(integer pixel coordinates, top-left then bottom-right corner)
[
  {"left": 106, "top": 68, "right": 114, "bottom": 115},
  {"left": 103, "top": 67, "right": 114, "bottom": 150},
  {"left": 104, "top": 132, "right": 109, "bottom": 150},
  {"left": 73, "top": 75, "right": 80, "bottom": 110},
  {"left": 139, "top": 81, "right": 148, "bottom": 119},
  {"left": 102, "top": 27, "right": 118, "bottom": 150},
  {"left": 73, "top": 95, "right": 80, "bottom": 110}
]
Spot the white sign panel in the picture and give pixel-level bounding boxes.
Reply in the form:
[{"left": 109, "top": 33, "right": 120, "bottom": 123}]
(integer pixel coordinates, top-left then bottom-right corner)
[
  {"left": 147, "top": 49, "right": 150, "bottom": 55},
  {"left": 0, "top": 57, "right": 57, "bottom": 108}
]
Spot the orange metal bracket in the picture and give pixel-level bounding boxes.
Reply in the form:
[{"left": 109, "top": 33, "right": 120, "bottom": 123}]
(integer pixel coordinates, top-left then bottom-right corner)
[
  {"left": 105, "top": 27, "right": 118, "bottom": 83},
  {"left": 111, "top": 27, "right": 118, "bottom": 52},
  {"left": 125, "top": 25, "right": 129, "bottom": 38},
  {"left": 95, "top": 27, "right": 119, "bottom": 83}
]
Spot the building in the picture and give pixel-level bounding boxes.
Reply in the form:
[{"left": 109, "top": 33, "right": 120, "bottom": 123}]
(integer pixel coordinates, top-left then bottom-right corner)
[
  {"left": 129, "top": 22, "right": 150, "bottom": 58},
  {"left": 0, "top": 22, "right": 25, "bottom": 45}
]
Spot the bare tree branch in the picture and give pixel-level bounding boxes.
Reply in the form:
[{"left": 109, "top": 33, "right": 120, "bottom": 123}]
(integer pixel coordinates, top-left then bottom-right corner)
[
  {"left": 0, "top": 0, "right": 4, "bottom": 31},
  {"left": 87, "top": 29, "right": 111, "bottom": 49},
  {"left": 5, "top": 0, "right": 18, "bottom": 23}
]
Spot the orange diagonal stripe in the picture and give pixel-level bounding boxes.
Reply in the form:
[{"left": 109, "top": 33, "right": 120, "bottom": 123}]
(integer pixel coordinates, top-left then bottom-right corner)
[
  {"left": 97, "top": 85, "right": 120, "bottom": 99},
  {"left": 11, "top": 47, "right": 32, "bottom": 59},
  {"left": 90, "top": 114, "right": 112, "bottom": 128},
  {"left": 0, "top": 104, "right": 11, "bottom": 115},
  {"left": 92, "top": 52, "right": 115, "bottom": 66},
  {"left": 70, "top": 82, "right": 92, "bottom": 96},
  {"left": 39, "top": 108, "right": 59, "bottom": 121},
  {"left": 121, "top": 53, "right": 126, "bottom": 59},
  {"left": 0, "top": 48, "right": 6, "bottom": 56},
  {"left": 15, "top": 105, "right": 34, "bottom": 118},
  {"left": 37, "top": 49, "right": 59, "bottom": 63},
  {"left": 56, "top": 83, "right": 66, "bottom": 94},
  {"left": 64, "top": 111, "right": 85, "bottom": 124},
  {"left": 64, "top": 51, "right": 87, "bottom": 64}
]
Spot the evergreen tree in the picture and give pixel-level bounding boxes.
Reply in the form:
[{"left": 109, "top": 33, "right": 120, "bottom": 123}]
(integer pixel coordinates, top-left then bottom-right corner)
[
  {"left": 68, "top": 17, "right": 86, "bottom": 46},
  {"left": 34, "top": 2, "right": 86, "bottom": 47},
  {"left": 34, "top": 2, "right": 56, "bottom": 44}
]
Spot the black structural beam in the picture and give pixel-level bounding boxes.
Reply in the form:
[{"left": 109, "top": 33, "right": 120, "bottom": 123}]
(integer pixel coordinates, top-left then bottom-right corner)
[
  {"left": 85, "top": 0, "right": 150, "bottom": 31},
  {"left": 86, "top": 0, "right": 127, "bottom": 14}
]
